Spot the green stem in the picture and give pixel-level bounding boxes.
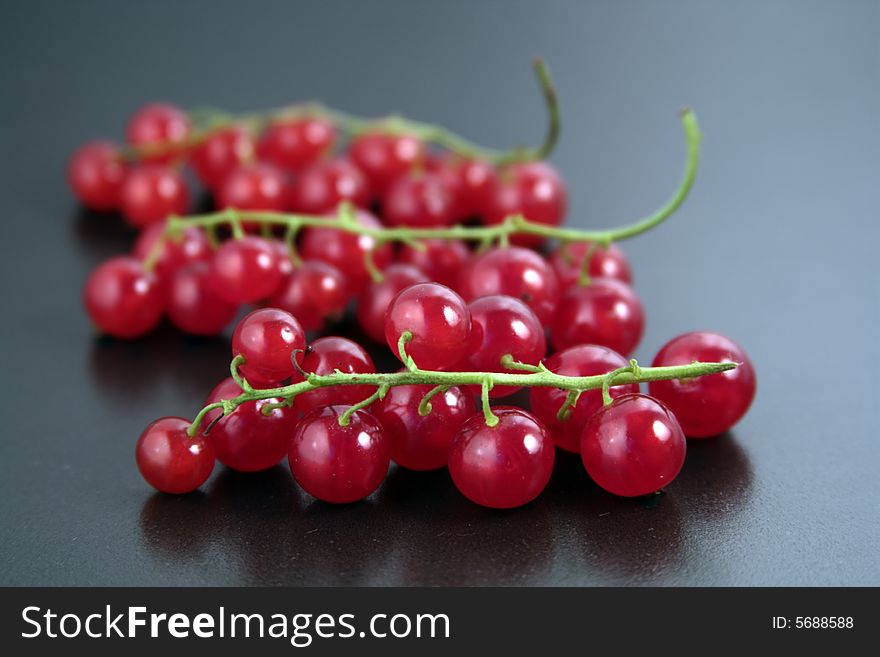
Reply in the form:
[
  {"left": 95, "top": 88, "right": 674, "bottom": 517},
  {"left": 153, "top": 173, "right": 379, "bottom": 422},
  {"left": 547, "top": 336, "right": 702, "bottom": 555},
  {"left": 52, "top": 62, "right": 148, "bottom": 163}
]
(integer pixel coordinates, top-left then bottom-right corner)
[{"left": 186, "top": 359, "right": 736, "bottom": 435}]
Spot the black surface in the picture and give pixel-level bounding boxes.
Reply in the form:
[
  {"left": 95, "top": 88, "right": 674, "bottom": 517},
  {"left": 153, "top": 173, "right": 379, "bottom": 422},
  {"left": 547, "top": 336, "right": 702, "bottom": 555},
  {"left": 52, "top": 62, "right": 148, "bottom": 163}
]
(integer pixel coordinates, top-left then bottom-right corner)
[{"left": 1, "top": 0, "right": 877, "bottom": 586}]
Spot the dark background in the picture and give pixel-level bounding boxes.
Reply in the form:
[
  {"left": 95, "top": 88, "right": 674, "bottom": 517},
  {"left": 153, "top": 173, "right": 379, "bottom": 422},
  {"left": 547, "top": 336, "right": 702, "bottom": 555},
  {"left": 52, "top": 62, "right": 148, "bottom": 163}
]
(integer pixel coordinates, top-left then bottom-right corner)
[{"left": 1, "top": 0, "right": 877, "bottom": 586}]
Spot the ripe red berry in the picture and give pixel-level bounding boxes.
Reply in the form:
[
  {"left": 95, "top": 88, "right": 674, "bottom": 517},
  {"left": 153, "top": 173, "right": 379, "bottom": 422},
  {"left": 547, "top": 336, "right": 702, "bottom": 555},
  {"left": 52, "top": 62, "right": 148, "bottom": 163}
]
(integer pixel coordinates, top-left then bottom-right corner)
[
  {"left": 288, "top": 406, "right": 390, "bottom": 504},
  {"left": 189, "top": 126, "right": 254, "bottom": 190},
  {"left": 382, "top": 172, "right": 456, "bottom": 227},
  {"left": 455, "top": 159, "right": 497, "bottom": 218},
  {"left": 356, "top": 264, "right": 427, "bottom": 343},
  {"left": 292, "top": 336, "right": 376, "bottom": 414},
  {"left": 464, "top": 295, "right": 546, "bottom": 397},
  {"left": 120, "top": 165, "right": 189, "bottom": 228},
  {"left": 448, "top": 407, "right": 554, "bottom": 509},
  {"left": 136, "top": 416, "right": 215, "bottom": 494},
  {"left": 457, "top": 246, "right": 560, "bottom": 325},
  {"left": 300, "top": 209, "right": 392, "bottom": 294},
  {"left": 125, "top": 102, "right": 191, "bottom": 164},
  {"left": 549, "top": 242, "right": 633, "bottom": 288},
  {"left": 166, "top": 262, "right": 239, "bottom": 336},
  {"left": 269, "top": 260, "right": 348, "bottom": 331},
  {"left": 209, "top": 235, "right": 282, "bottom": 304},
  {"left": 348, "top": 132, "right": 425, "bottom": 196},
  {"left": 84, "top": 256, "right": 164, "bottom": 339},
  {"left": 216, "top": 162, "right": 289, "bottom": 212},
  {"left": 581, "top": 394, "right": 686, "bottom": 497},
  {"left": 204, "top": 377, "right": 296, "bottom": 472},
  {"left": 398, "top": 239, "right": 470, "bottom": 289},
  {"left": 372, "top": 382, "right": 474, "bottom": 471},
  {"left": 649, "top": 332, "right": 756, "bottom": 438},
  {"left": 385, "top": 283, "right": 472, "bottom": 371},
  {"left": 269, "top": 240, "right": 295, "bottom": 278},
  {"left": 290, "top": 158, "right": 370, "bottom": 214},
  {"left": 132, "top": 220, "right": 211, "bottom": 282},
  {"left": 231, "top": 308, "right": 306, "bottom": 385},
  {"left": 529, "top": 345, "right": 638, "bottom": 453},
  {"left": 483, "top": 161, "right": 567, "bottom": 246},
  {"left": 551, "top": 279, "right": 645, "bottom": 356},
  {"left": 256, "top": 117, "right": 336, "bottom": 172},
  {"left": 67, "top": 140, "right": 126, "bottom": 211}
]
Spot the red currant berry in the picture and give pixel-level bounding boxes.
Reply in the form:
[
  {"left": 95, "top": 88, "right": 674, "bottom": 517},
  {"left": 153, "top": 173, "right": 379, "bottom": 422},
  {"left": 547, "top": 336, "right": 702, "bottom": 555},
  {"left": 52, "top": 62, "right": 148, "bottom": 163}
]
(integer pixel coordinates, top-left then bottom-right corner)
[
  {"left": 483, "top": 161, "right": 567, "bottom": 246},
  {"left": 384, "top": 283, "right": 471, "bottom": 371},
  {"left": 464, "top": 295, "right": 546, "bottom": 397},
  {"left": 398, "top": 239, "right": 470, "bottom": 289},
  {"left": 125, "top": 102, "right": 191, "bottom": 164},
  {"left": 269, "top": 260, "right": 348, "bottom": 331},
  {"left": 209, "top": 235, "right": 282, "bottom": 304},
  {"left": 455, "top": 159, "right": 497, "bottom": 218},
  {"left": 529, "top": 345, "right": 638, "bottom": 452},
  {"left": 132, "top": 220, "right": 211, "bottom": 282},
  {"left": 348, "top": 132, "right": 425, "bottom": 196},
  {"left": 457, "top": 246, "right": 560, "bottom": 325},
  {"left": 256, "top": 117, "right": 336, "bottom": 172},
  {"left": 549, "top": 242, "right": 633, "bottom": 288},
  {"left": 189, "top": 126, "right": 254, "bottom": 190},
  {"left": 204, "top": 377, "right": 297, "bottom": 472},
  {"left": 136, "top": 416, "right": 214, "bottom": 494},
  {"left": 269, "top": 240, "right": 295, "bottom": 278},
  {"left": 372, "top": 382, "right": 475, "bottom": 471},
  {"left": 449, "top": 407, "right": 554, "bottom": 509},
  {"left": 288, "top": 406, "right": 390, "bottom": 504},
  {"left": 67, "top": 140, "right": 126, "bottom": 211},
  {"left": 290, "top": 158, "right": 370, "bottom": 214},
  {"left": 292, "top": 336, "right": 376, "bottom": 414},
  {"left": 356, "top": 264, "right": 427, "bottom": 343},
  {"left": 232, "top": 307, "right": 305, "bottom": 384},
  {"left": 120, "top": 165, "right": 189, "bottom": 228},
  {"left": 300, "top": 209, "right": 392, "bottom": 294},
  {"left": 166, "top": 262, "right": 239, "bottom": 336},
  {"left": 84, "top": 256, "right": 164, "bottom": 339},
  {"left": 581, "top": 394, "right": 686, "bottom": 497},
  {"left": 649, "top": 332, "right": 757, "bottom": 438},
  {"left": 382, "top": 172, "right": 456, "bottom": 227},
  {"left": 551, "top": 279, "right": 645, "bottom": 356},
  {"left": 216, "top": 162, "right": 289, "bottom": 212}
]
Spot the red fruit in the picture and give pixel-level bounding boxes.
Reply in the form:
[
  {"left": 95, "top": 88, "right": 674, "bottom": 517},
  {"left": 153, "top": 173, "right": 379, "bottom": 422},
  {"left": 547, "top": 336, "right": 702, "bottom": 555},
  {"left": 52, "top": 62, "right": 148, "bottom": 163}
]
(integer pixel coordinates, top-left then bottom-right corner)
[
  {"left": 125, "top": 102, "right": 191, "bottom": 163},
  {"left": 166, "top": 262, "right": 238, "bottom": 335},
  {"left": 209, "top": 236, "right": 282, "bottom": 304},
  {"left": 189, "top": 126, "right": 254, "bottom": 190},
  {"left": 269, "top": 240, "right": 295, "bottom": 278},
  {"left": 84, "top": 256, "right": 164, "bottom": 339},
  {"left": 398, "top": 239, "right": 470, "bottom": 289},
  {"left": 384, "top": 283, "right": 472, "bottom": 371},
  {"left": 456, "top": 159, "right": 497, "bottom": 218},
  {"left": 292, "top": 336, "right": 376, "bottom": 414},
  {"left": 464, "top": 295, "right": 546, "bottom": 397},
  {"left": 382, "top": 172, "right": 456, "bottom": 227},
  {"left": 269, "top": 260, "right": 348, "bottom": 331},
  {"left": 300, "top": 209, "right": 392, "bottom": 294},
  {"left": 256, "top": 117, "right": 336, "bottom": 172},
  {"left": 67, "top": 140, "right": 126, "bottom": 211},
  {"left": 448, "top": 407, "right": 554, "bottom": 509},
  {"left": 203, "top": 377, "right": 296, "bottom": 472},
  {"left": 372, "top": 382, "right": 474, "bottom": 471},
  {"left": 291, "top": 158, "right": 370, "bottom": 214},
  {"left": 136, "top": 417, "right": 215, "bottom": 494},
  {"left": 348, "top": 132, "right": 426, "bottom": 196},
  {"left": 581, "top": 394, "right": 686, "bottom": 497},
  {"left": 216, "top": 162, "right": 288, "bottom": 212},
  {"left": 356, "top": 264, "right": 427, "bottom": 343},
  {"left": 132, "top": 220, "right": 211, "bottom": 282},
  {"left": 549, "top": 242, "right": 633, "bottom": 288},
  {"left": 551, "top": 279, "right": 645, "bottom": 356},
  {"left": 457, "top": 246, "right": 560, "bottom": 325},
  {"left": 529, "top": 345, "right": 638, "bottom": 452},
  {"left": 120, "top": 165, "right": 189, "bottom": 228},
  {"left": 649, "top": 332, "right": 756, "bottom": 438},
  {"left": 288, "top": 406, "right": 390, "bottom": 504},
  {"left": 232, "top": 307, "right": 306, "bottom": 384}
]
